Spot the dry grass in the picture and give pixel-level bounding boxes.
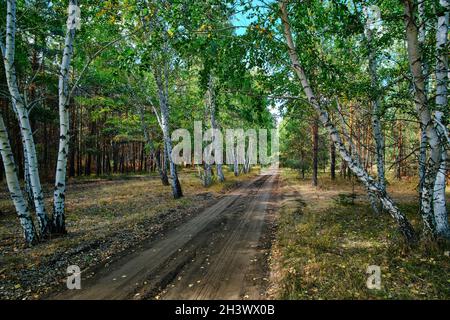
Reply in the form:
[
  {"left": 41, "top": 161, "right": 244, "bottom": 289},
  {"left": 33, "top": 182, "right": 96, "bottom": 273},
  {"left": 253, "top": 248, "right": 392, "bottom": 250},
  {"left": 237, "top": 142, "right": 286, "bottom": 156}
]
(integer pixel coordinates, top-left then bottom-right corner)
[{"left": 271, "top": 168, "right": 450, "bottom": 300}]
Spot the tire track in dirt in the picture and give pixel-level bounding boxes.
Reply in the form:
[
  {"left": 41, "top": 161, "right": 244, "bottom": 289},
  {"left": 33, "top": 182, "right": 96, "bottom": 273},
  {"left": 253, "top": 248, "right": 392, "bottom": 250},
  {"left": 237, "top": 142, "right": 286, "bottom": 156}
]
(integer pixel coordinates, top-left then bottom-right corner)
[
  {"left": 52, "top": 171, "right": 278, "bottom": 300},
  {"left": 160, "top": 173, "right": 278, "bottom": 300}
]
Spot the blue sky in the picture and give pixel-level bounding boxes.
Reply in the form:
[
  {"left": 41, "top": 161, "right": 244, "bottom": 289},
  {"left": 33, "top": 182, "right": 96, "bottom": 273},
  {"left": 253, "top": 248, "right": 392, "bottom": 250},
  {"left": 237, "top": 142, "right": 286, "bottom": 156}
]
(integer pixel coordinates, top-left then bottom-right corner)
[{"left": 230, "top": 0, "right": 270, "bottom": 35}]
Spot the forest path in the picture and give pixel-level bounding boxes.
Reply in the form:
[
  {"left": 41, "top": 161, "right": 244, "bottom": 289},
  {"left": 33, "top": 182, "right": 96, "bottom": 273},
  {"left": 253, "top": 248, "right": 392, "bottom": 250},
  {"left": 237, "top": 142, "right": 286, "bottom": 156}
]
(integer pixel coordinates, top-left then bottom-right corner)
[{"left": 53, "top": 169, "right": 280, "bottom": 300}]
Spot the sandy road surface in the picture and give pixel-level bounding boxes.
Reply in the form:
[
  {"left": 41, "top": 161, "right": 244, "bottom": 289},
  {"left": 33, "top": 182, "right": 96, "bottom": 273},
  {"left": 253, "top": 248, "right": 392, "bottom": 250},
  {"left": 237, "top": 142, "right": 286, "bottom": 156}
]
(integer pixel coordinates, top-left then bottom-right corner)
[{"left": 53, "top": 170, "right": 279, "bottom": 300}]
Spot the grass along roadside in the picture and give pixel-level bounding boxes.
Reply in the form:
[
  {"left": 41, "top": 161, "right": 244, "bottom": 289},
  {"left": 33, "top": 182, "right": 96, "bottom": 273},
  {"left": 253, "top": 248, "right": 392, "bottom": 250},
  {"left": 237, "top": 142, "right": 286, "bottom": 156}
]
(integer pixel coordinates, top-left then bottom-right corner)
[
  {"left": 269, "top": 168, "right": 450, "bottom": 299},
  {"left": 0, "top": 166, "right": 260, "bottom": 300}
]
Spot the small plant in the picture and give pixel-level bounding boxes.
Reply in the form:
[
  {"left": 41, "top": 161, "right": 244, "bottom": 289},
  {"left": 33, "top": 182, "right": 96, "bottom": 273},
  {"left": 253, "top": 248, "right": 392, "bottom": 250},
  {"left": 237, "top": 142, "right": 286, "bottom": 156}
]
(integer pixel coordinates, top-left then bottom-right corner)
[{"left": 335, "top": 193, "right": 356, "bottom": 206}]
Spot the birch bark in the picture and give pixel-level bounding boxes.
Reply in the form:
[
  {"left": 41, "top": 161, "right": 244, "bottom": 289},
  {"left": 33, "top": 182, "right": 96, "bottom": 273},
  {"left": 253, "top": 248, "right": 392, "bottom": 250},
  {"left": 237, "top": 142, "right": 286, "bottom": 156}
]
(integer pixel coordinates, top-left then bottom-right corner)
[
  {"left": 0, "top": 115, "right": 37, "bottom": 245},
  {"left": 2, "top": 0, "right": 50, "bottom": 236},
  {"left": 403, "top": 0, "right": 445, "bottom": 236},
  {"left": 279, "top": 1, "right": 416, "bottom": 242},
  {"left": 154, "top": 64, "right": 183, "bottom": 198},
  {"left": 207, "top": 75, "right": 225, "bottom": 182},
  {"left": 53, "top": 0, "right": 78, "bottom": 234},
  {"left": 432, "top": 0, "right": 450, "bottom": 238},
  {"left": 138, "top": 105, "right": 168, "bottom": 185},
  {"left": 417, "top": 0, "right": 429, "bottom": 215},
  {"left": 366, "top": 26, "right": 386, "bottom": 194}
]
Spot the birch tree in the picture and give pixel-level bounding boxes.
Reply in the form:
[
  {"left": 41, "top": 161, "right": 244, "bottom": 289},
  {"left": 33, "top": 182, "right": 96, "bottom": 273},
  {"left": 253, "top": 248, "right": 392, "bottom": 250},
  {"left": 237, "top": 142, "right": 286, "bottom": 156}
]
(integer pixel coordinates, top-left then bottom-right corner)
[
  {"left": 278, "top": 0, "right": 417, "bottom": 242},
  {"left": 402, "top": 0, "right": 449, "bottom": 238},
  {"left": 432, "top": 0, "right": 449, "bottom": 238},
  {"left": 1, "top": 0, "right": 51, "bottom": 237},
  {"left": 153, "top": 59, "right": 183, "bottom": 199},
  {"left": 365, "top": 6, "right": 386, "bottom": 203},
  {"left": 207, "top": 75, "right": 225, "bottom": 182},
  {"left": 417, "top": 0, "right": 428, "bottom": 217},
  {"left": 137, "top": 103, "right": 169, "bottom": 186},
  {"left": 53, "top": 0, "right": 78, "bottom": 234},
  {"left": 0, "top": 114, "right": 37, "bottom": 245}
]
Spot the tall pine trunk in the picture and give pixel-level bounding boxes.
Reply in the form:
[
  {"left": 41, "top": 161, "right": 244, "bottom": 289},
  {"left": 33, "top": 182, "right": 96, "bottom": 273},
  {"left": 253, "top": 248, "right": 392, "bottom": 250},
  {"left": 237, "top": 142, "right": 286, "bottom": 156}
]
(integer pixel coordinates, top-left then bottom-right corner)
[{"left": 330, "top": 138, "right": 336, "bottom": 180}]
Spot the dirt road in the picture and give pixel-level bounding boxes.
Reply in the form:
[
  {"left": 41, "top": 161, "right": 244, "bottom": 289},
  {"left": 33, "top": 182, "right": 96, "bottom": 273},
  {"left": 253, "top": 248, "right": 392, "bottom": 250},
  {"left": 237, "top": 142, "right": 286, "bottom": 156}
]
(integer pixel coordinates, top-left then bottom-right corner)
[{"left": 53, "top": 170, "right": 279, "bottom": 300}]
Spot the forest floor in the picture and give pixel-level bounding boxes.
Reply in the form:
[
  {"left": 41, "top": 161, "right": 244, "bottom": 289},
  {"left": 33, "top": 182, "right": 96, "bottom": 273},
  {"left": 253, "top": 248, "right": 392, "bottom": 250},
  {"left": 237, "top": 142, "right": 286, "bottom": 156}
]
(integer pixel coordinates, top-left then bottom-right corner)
[
  {"left": 0, "top": 167, "right": 449, "bottom": 300},
  {"left": 0, "top": 167, "right": 261, "bottom": 300},
  {"left": 269, "top": 169, "right": 450, "bottom": 299}
]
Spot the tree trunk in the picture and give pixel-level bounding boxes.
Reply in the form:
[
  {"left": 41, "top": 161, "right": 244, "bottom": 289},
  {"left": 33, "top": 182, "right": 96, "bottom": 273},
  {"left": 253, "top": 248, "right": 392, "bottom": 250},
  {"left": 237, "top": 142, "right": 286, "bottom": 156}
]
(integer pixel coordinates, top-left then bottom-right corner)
[
  {"left": 158, "top": 148, "right": 169, "bottom": 185},
  {"left": 432, "top": 0, "right": 450, "bottom": 238},
  {"left": 394, "top": 121, "right": 404, "bottom": 180},
  {"left": 330, "top": 137, "right": 336, "bottom": 180},
  {"left": 279, "top": 0, "right": 416, "bottom": 242},
  {"left": 207, "top": 75, "right": 225, "bottom": 182},
  {"left": 203, "top": 163, "right": 212, "bottom": 187},
  {"left": 417, "top": 1, "right": 428, "bottom": 215},
  {"left": 52, "top": 0, "right": 77, "bottom": 234},
  {"left": 138, "top": 105, "right": 168, "bottom": 185},
  {"left": 403, "top": 0, "right": 447, "bottom": 237},
  {"left": 312, "top": 116, "right": 319, "bottom": 186},
  {"left": 112, "top": 141, "right": 118, "bottom": 173},
  {"left": 366, "top": 24, "right": 386, "bottom": 193},
  {"left": 2, "top": 0, "right": 50, "bottom": 237},
  {"left": 22, "top": 142, "right": 33, "bottom": 209},
  {"left": 233, "top": 148, "right": 239, "bottom": 177},
  {"left": 0, "top": 115, "right": 37, "bottom": 245},
  {"left": 154, "top": 62, "right": 182, "bottom": 198}
]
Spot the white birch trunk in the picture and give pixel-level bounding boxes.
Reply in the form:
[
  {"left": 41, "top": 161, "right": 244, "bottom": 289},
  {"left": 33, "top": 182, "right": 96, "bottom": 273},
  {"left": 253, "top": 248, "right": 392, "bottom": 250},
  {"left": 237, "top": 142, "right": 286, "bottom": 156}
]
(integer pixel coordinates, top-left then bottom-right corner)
[
  {"left": 279, "top": 1, "right": 416, "bottom": 242},
  {"left": 207, "top": 75, "right": 225, "bottom": 182},
  {"left": 417, "top": 0, "right": 429, "bottom": 216},
  {"left": 418, "top": 128, "right": 427, "bottom": 212},
  {"left": 0, "top": 115, "right": 37, "bottom": 245},
  {"left": 418, "top": 0, "right": 430, "bottom": 96},
  {"left": 403, "top": 0, "right": 443, "bottom": 236},
  {"left": 53, "top": 0, "right": 78, "bottom": 234},
  {"left": 432, "top": 0, "right": 450, "bottom": 238},
  {"left": 138, "top": 105, "right": 168, "bottom": 185},
  {"left": 366, "top": 26, "right": 386, "bottom": 195},
  {"left": 21, "top": 131, "right": 33, "bottom": 209},
  {"left": 2, "top": 0, "right": 50, "bottom": 236},
  {"left": 154, "top": 64, "right": 183, "bottom": 198}
]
